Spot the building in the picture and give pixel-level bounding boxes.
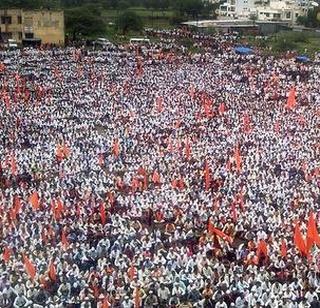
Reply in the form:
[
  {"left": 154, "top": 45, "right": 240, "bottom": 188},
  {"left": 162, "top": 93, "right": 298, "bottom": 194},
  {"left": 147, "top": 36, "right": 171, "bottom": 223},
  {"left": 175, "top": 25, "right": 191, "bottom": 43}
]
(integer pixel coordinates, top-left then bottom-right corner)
[
  {"left": 218, "top": 0, "right": 309, "bottom": 23},
  {"left": 219, "top": 0, "right": 257, "bottom": 19},
  {"left": 182, "top": 19, "right": 290, "bottom": 35},
  {"left": 255, "top": 0, "right": 307, "bottom": 23},
  {"left": 0, "top": 9, "right": 64, "bottom": 46}
]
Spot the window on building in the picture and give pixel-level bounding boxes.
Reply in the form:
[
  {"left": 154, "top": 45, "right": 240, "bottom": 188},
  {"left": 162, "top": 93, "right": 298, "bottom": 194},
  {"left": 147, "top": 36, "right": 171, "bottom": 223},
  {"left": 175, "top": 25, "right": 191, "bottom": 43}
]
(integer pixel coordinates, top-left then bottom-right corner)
[
  {"left": 265, "top": 13, "right": 270, "bottom": 17},
  {"left": 18, "top": 16, "right": 22, "bottom": 24},
  {"left": 1, "top": 16, "right": 12, "bottom": 24},
  {"left": 6, "top": 32, "right": 12, "bottom": 39},
  {"left": 25, "top": 33, "right": 34, "bottom": 39},
  {"left": 286, "top": 12, "right": 291, "bottom": 18},
  {"left": 18, "top": 32, "right": 22, "bottom": 40}
]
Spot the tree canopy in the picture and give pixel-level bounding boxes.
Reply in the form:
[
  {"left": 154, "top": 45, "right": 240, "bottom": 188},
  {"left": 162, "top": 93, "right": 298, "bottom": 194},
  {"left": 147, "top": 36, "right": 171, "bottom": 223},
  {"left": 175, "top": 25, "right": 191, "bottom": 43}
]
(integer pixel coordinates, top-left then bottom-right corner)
[
  {"left": 297, "top": 7, "right": 320, "bottom": 28},
  {"left": 116, "top": 10, "right": 143, "bottom": 34},
  {"left": 65, "top": 5, "right": 106, "bottom": 40}
]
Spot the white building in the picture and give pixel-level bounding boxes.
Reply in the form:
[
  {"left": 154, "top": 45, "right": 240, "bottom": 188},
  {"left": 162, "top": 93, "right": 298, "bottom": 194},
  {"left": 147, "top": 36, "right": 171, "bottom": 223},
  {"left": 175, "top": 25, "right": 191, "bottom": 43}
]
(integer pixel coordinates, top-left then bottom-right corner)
[{"left": 218, "top": 0, "right": 309, "bottom": 23}]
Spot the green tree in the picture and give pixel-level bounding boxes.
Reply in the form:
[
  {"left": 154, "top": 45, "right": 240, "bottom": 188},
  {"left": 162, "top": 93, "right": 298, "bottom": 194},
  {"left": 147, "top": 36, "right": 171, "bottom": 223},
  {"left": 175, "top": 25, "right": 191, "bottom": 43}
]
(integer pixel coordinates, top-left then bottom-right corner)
[
  {"left": 117, "top": 0, "right": 130, "bottom": 9},
  {"left": 297, "top": 7, "right": 320, "bottom": 28},
  {"left": 173, "top": 0, "right": 204, "bottom": 19},
  {"left": 116, "top": 10, "right": 143, "bottom": 34},
  {"left": 65, "top": 6, "right": 106, "bottom": 40}
]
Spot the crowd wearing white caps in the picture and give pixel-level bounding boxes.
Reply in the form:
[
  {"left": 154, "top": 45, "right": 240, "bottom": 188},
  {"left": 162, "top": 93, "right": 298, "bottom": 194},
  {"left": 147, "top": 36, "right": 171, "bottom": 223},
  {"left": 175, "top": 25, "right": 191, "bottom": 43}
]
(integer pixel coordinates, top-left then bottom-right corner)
[{"left": 0, "top": 30, "right": 319, "bottom": 308}]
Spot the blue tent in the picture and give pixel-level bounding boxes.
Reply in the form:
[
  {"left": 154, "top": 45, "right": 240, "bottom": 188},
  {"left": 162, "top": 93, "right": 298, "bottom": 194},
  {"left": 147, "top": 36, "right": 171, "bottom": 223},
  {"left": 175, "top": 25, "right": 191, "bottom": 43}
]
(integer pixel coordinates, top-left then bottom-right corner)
[
  {"left": 234, "top": 46, "right": 254, "bottom": 55},
  {"left": 296, "top": 55, "right": 310, "bottom": 63}
]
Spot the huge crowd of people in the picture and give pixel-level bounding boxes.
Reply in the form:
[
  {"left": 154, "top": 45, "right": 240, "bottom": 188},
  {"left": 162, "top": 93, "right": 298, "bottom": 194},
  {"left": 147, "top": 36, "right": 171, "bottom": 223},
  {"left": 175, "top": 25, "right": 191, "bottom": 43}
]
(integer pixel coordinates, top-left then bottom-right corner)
[{"left": 0, "top": 30, "right": 319, "bottom": 307}]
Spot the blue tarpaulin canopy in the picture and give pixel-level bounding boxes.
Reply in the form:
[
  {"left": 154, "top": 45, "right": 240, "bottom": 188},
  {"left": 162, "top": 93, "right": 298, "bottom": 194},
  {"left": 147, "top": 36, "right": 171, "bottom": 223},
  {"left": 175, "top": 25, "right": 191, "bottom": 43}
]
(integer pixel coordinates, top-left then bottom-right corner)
[
  {"left": 234, "top": 46, "right": 254, "bottom": 55},
  {"left": 296, "top": 55, "right": 310, "bottom": 63}
]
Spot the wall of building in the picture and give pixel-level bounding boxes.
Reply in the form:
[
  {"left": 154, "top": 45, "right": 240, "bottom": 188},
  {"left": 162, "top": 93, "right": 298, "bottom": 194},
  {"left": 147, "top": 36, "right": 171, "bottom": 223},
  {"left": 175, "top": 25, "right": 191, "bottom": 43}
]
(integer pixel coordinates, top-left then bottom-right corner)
[
  {"left": 0, "top": 9, "right": 64, "bottom": 46},
  {"left": 23, "top": 10, "right": 64, "bottom": 45}
]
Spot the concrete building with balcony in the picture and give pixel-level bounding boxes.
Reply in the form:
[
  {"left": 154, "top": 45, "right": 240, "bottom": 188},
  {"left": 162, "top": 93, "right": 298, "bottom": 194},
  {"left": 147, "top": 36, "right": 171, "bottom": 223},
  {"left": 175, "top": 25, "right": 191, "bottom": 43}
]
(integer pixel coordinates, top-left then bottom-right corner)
[
  {"left": 0, "top": 9, "right": 64, "bottom": 46},
  {"left": 218, "top": 0, "right": 309, "bottom": 23}
]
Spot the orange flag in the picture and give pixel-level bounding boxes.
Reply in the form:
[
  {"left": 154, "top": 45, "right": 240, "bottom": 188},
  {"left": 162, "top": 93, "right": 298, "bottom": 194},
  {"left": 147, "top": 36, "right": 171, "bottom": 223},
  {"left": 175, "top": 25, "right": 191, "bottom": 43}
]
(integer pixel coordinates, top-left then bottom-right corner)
[
  {"left": 294, "top": 222, "right": 307, "bottom": 256},
  {"left": 48, "top": 261, "right": 57, "bottom": 281},
  {"left": 128, "top": 264, "right": 137, "bottom": 281},
  {"left": 56, "top": 144, "right": 64, "bottom": 160},
  {"left": 3, "top": 246, "right": 11, "bottom": 263},
  {"left": 101, "top": 296, "right": 110, "bottom": 308},
  {"left": 234, "top": 145, "right": 242, "bottom": 172},
  {"left": 286, "top": 87, "right": 297, "bottom": 110},
  {"left": 204, "top": 160, "right": 211, "bottom": 191},
  {"left": 257, "top": 240, "right": 268, "bottom": 258},
  {"left": 100, "top": 203, "right": 106, "bottom": 225},
  {"left": 208, "top": 221, "right": 233, "bottom": 243},
  {"left": 61, "top": 229, "right": 69, "bottom": 249},
  {"left": 280, "top": 240, "right": 287, "bottom": 258},
  {"left": 306, "top": 211, "right": 320, "bottom": 252},
  {"left": 134, "top": 287, "right": 141, "bottom": 308},
  {"left": 112, "top": 139, "right": 120, "bottom": 157},
  {"left": 14, "top": 196, "right": 21, "bottom": 214},
  {"left": 28, "top": 192, "right": 40, "bottom": 210},
  {"left": 23, "top": 254, "right": 36, "bottom": 280}
]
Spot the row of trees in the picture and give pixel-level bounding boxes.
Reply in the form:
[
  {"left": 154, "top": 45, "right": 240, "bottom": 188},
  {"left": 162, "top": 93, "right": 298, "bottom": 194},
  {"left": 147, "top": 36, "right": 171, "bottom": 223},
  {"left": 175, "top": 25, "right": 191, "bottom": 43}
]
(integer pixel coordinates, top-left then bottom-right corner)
[
  {"left": 0, "top": 0, "right": 214, "bottom": 18},
  {"left": 297, "top": 7, "right": 320, "bottom": 28}
]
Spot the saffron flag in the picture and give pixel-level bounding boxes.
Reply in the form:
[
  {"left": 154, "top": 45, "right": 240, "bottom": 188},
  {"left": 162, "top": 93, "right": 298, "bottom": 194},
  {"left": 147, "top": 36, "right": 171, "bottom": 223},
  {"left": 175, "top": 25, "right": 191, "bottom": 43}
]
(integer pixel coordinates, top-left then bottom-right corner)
[
  {"left": 257, "top": 240, "right": 268, "bottom": 258},
  {"left": 208, "top": 221, "right": 233, "bottom": 243},
  {"left": 23, "top": 254, "right": 36, "bottom": 280},
  {"left": 48, "top": 261, "right": 57, "bottom": 281},
  {"left": 294, "top": 222, "right": 307, "bottom": 256},
  {"left": 56, "top": 144, "right": 64, "bottom": 160},
  {"left": 14, "top": 196, "right": 21, "bottom": 215},
  {"left": 280, "top": 240, "right": 287, "bottom": 258},
  {"left": 306, "top": 211, "right": 320, "bottom": 252},
  {"left": 234, "top": 145, "right": 242, "bottom": 172},
  {"left": 3, "top": 246, "right": 11, "bottom": 263},
  {"left": 28, "top": 192, "right": 39, "bottom": 210},
  {"left": 286, "top": 87, "right": 297, "bottom": 110},
  {"left": 54, "top": 199, "right": 64, "bottom": 220},
  {"left": 134, "top": 287, "right": 141, "bottom": 308},
  {"left": 102, "top": 296, "right": 110, "bottom": 308},
  {"left": 128, "top": 264, "right": 137, "bottom": 281},
  {"left": 204, "top": 160, "right": 211, "bottom": 191},
  {"left": 112, "top": 139, "right": 120, "bottom": 157}
]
